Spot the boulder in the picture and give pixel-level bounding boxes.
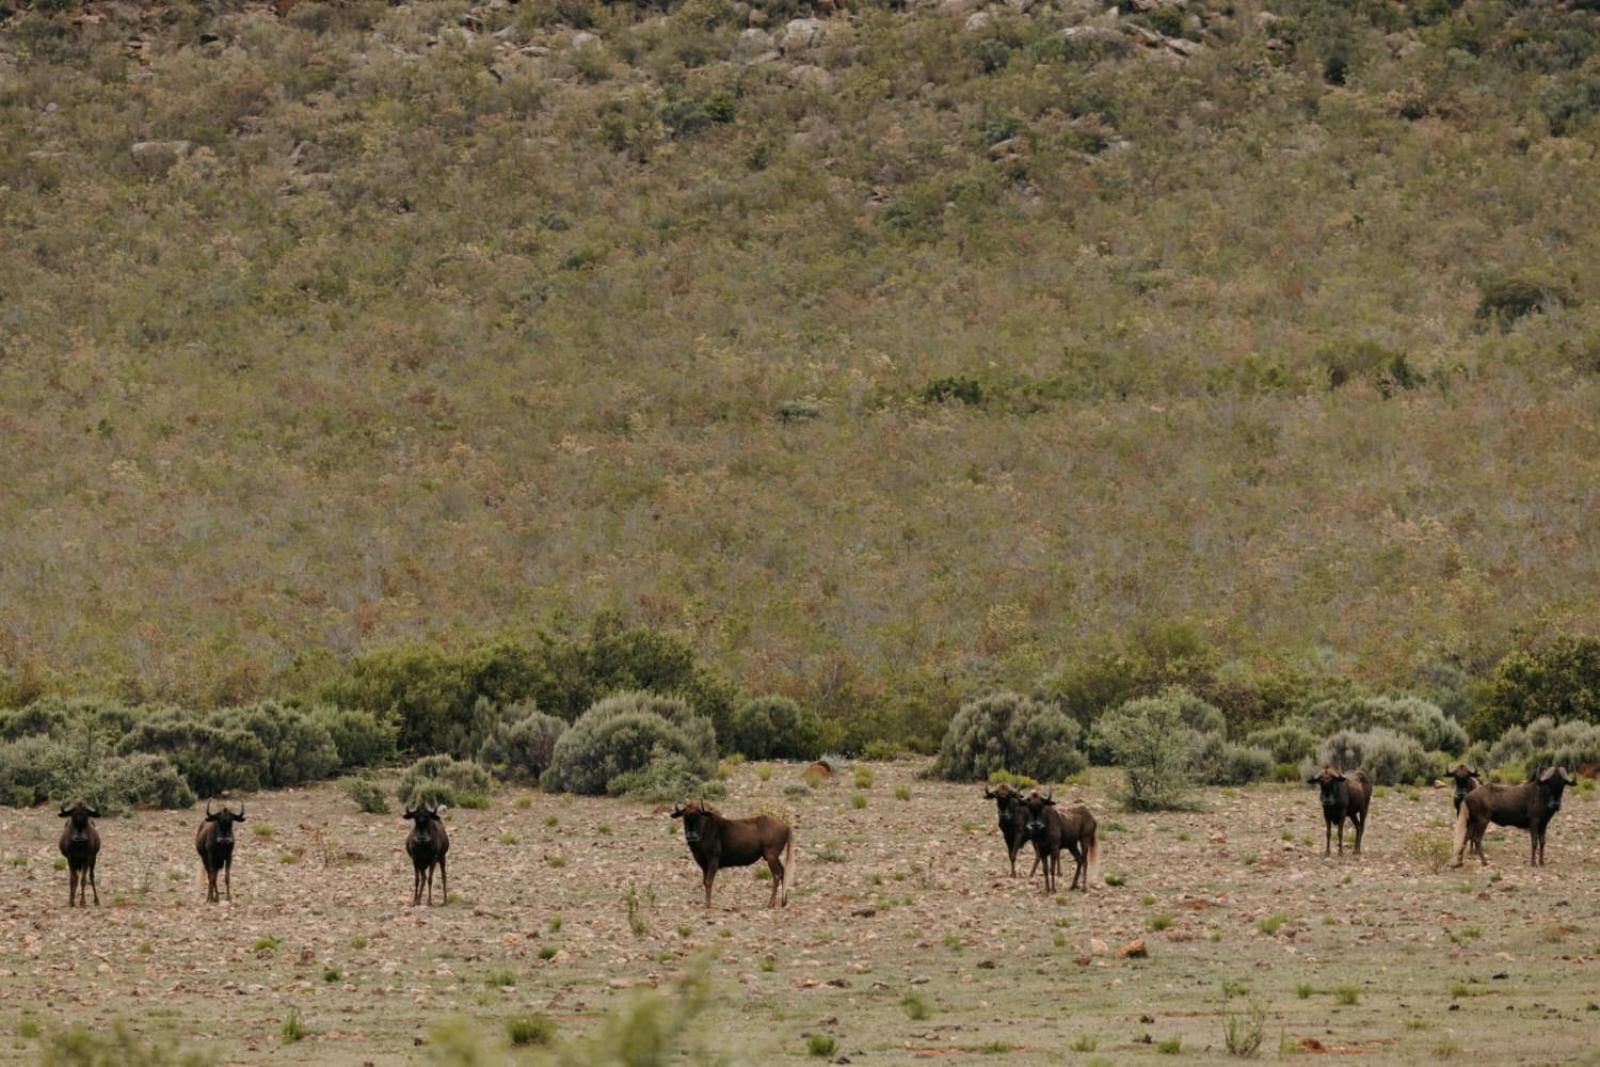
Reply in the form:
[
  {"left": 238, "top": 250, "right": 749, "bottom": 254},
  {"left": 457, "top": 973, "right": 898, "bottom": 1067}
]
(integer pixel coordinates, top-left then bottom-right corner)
[
  {"left": 130, "top": 141, "right": 193, "bottom": 176},
  {"left": 780, "top": 17, "right": 825, "bottom": 54}
]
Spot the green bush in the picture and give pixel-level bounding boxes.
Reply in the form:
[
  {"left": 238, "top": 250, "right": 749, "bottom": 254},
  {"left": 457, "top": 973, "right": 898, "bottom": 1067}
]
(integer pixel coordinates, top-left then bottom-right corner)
[
  {"left": 933, "top": 691, "right": 1086, "bottom": 783},
  {"left": 478, "top": 703, "right": 569, "bottom": 784},
  {"left": 42, "top": 1021, "right": 212, "bottom": 1066},
  {"left": 0, "top": 735, "right": 192, "bottom": 814},
  {"left": 605, "top": 748, "right": 727, "bottom": 802},
  {"left": 1475, "top": 274, "right": 1575, "bottom": 325},
  {"left": 1095, "top": 694, "right": 1197, "bottom": 810},
  {"left": 116, "top": 708, "right": 270, "bottom": 797},
  {"left": 96, "top": 754, "right": 196, "bottom": 812},
  {"left": 1300, "top": 695, "right": 1467, "bottom": 755},
  {"left": 1245, "top": 724, "right": 1320, "bottom": 764},
  {"left": 541, "top": 691, "right": 717, "bottom": 795},
  {"left": 341, "top": 775, "right": 390, "bottom": 814},
  {"left": 1315, "top": 728, "right": 1433, "bottom": 786},
  {"left": 210, "top": 702, "right": 339, "bottom": 788},
  {"left": 0, "top": 736, "right": 66, "bottom": 807},
  {"left": 396, "top": 755, "right": 495, "bottom": 808},
  {"left": 1471, "top": 636, "right": 1600, "bottom": 739},
  {"left": 312, "top": 706, "right": 399, "bottom": 769},
  {"left": 1190, "top": 735, "right": 1274, "bottom": 786},
  {"left": 729, "top": 696, "right": 821, "bottom": 760}
]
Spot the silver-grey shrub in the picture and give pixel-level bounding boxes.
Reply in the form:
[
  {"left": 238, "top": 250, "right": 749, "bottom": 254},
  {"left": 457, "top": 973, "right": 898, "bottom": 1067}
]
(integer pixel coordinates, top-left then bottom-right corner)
[
  {"left": 313, "top": 706, "right": 399, "bottom": 769},
  {"left": 729, "top": 696, "right": 821, "bottom": 760},
  {"left": 1300, "top": 696, "right": 1467, "bottom": 756},
  {"left": 1094, "top": 694, "right": 1196, "bottom": 810},
  {"left": 1314, "top": 727, "right": 1433, "bottom": 786},
  {"left": 397, "top": 754, "right": 495, "bottom": 808},
  {"left": 1244, "top": 724, "right": 1320, "bottom": 765},
  {"left": 478, "top": 703, "right": 568, "bottom": 784},
  {"left": 540, "top": 691, "right": 717, "bottom": 795},
  {"left": 933, "top": 691, "right": 1085, "bottom": 783}
]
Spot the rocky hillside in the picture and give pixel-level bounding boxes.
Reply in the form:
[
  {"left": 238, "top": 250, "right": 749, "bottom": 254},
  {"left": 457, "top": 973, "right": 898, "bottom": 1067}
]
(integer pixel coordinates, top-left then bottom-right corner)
[{"left": 2, "top": 0, "right": 1600, "bottom": 713}]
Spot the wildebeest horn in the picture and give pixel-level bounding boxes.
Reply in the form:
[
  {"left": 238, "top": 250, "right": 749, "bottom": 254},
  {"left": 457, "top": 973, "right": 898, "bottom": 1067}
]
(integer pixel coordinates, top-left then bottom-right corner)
[
  {"left": 58, "top": 804, "right": 70, "bottom": 817},
  {"left": 234, "top": 803, "right": 245, "bottom": 819},
  {"left": 206, "top": 800, "right": 214, "bottom": 817}
]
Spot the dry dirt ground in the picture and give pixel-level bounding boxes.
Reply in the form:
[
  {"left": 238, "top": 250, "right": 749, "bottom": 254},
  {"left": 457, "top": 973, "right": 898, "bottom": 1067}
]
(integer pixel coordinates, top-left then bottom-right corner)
[{"left": 1, "top": 762, "right": 1598, "bottom": 1065}]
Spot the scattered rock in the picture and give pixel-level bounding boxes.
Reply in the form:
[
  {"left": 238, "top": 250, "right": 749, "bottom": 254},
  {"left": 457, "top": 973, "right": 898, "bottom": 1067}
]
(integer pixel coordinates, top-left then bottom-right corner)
[
  {"left": 964, "top": 11, "right": 992, "bottom": 32},
  {"left": 130, "top": 140, "right": 193, "bottom": 176},
  {"left": 1116, "top": 939, "right": 1148, "bottom": 959},
  {"left": 780, "top": 18, "right": 825, "bottom": 54}
]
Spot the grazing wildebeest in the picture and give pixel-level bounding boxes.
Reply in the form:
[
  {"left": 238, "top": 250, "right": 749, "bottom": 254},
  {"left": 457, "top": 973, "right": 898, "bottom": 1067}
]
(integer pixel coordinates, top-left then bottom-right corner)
[
  {"left": 1308, "top": 766, "right": 1371, "bottom": 856},
  {"left": 1453, "top": 765, "right": 1574, "bottom": 868},
  {"left": 1019, "top": 790, "right": 1098, "bottom": 895},
  {"left": 196, "top": 801, "right": 245, "bottom": 904},
  {"left": 670, "top": 800, "right": 792, "bottom": 908},
  {"left": 984, "top": 783, "right": 1036, "bottom": 878},
  {"left": 58, "top": 801, "right": 101, "bottom": 907},
  {"left": 403, "top": 802, "right": 450, "bottom": 906}
]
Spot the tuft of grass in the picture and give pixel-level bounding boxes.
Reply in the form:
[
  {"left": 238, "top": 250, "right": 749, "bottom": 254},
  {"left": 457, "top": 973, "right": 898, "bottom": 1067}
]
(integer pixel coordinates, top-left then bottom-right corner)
[
  {"left": 252, "top": 823, "right": 274, "bottom": 839},
  {"left": 849, "top": 793, "right": 868, "bottom": 809},
  {"left": 1104, "top": 873, "right": 1126, "bottom": 888},
  {"left": 17, "top": 1017, "right": 41, "bottom": 1040},
  {"left": 1257, "top": 914, "right": 1288, "bottom": 935},
  {"left": 760, "top": 955, "right": 776, "bottom": 972},
  {"left": 1148, "top": 914, "right": 1173, "bottom": 932},
  {"left": 252, "top": 935, "right": 282, "bottom": 953},
  {"left": 548, "top": 915, "right": 563, "bottom": 933},
  {"left": 1295, "top": 983, "right": 1313, "bottom": 1000},
  {"left": 1070, "top": 1034, "right": 1097, "bottom": 1053},
  {"left": 807, "top": 1034, "right": 837, "bottom": 1057},
  {"left": 485, "top": 970, "right": 517, "bottom": 989},
  {"left": 507, "top": 1015, "right": 557, "bottom": 1047},
  {"left": 902, "top": 993, "right": 931, "bottom": 1020},
  {"left": 499, "top": 832, "right": 518, "bottom": 845},
  {"left": 1223, "top": 1002, "right": 1265, "bottom": 1058},
  {"left": 1333, "top": 985, "right": 1360, "bottom": 1006},
  {"left": 514, "top": 796, "right": 533, "bottom": 809},
  {"left": 1157, "top": 1036, "right": 1181, "bottom": 1054},
  {"left": 545, "top": 815, "right": 559, "bottom": 828},
  {"left": 322, "top": 966, "right": 342, "bottom": 983},
  {"left": 894, "top": 785, "right": 911, "bottom": 801},
  {"left": 538, "top": 946, "right": 558, "bottom": 961},
  {"left": 281, "top": 1011, "right": 306, "bottom": 1044},
  {"left": 350, "top": 935, "right": 368, "bottom": 950},
  {"left": 755, "top": 764, "right": 773, "bottom": 782},
  {"left": 1141, "top": 893, "right": 1157, "bottom": 907}
]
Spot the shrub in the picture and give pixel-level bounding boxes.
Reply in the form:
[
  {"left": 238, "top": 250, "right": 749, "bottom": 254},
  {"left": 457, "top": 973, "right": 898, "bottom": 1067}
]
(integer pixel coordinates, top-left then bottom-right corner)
[
  {"left": 605, "top": 748, "right": 726, "bottom": 802},
  {"left": 43, "top": 1022, "right": 211, "bottom": 1066},
  {"left": 97, "top": 754, "right": 195, "bottom": 812},
  {"left": 0, "top": 736, "right": 65, "bottom": 807},
  {"left": 1475, "top": 274, "right": 1574, "bottom": 325},
  {"left": 933, "top": 691, "right": 1086, "bottom": 783},
  {"left": 478, "top": 704, "right": 568, "bottom": 784},
  {"left": 397, "top": 755, "right": 495, "bottom": 808},
  {"left": 1487, "top": 716, "right": 1600, "bottom": 773},
  {"left": 728, "top": 696, "right": 821, "bottom": 760},
  {"left": 1315, "top": 728, "right": 1433, "bottom": 786},
  {"left": 540, "top": 692, "right": 716, "bottom": 795},
  {"left": 117, "top": 708, "right": 270, "bottom": 797},
  {"left": 312, "top": 706, "right": 398, "bottom": 769},
  {"left": 1471, "top": 636, "right": 1600, "bottom": 739},
  {"left": 1096, "top": 694, "right": 1198, "bottom": 810},
  {"left": 1299, "top": 696, "right": 1466, "bottom": 755},
  {"left": 1191, "top": 737, "right": 1274, "bottom": 786},
  {"left": 342, "top": 775, "right": 390, "bottom": 814},
  {"left": 211, "top": 702, "right": 339, "bottom": 788},
  {"left": 1245, "top": 724, "right": 1320, "bottom": 765}
]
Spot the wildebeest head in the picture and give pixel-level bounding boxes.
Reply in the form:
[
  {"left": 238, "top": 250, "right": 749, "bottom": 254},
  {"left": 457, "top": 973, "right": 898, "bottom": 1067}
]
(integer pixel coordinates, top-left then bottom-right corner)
[
  {"left": 59, "top": 801, "right": 99, "bottom": 841},
  {"left": 1535, "top": 765, "right": 1574, "bottom": 812},
  {"left": 1021, "top": 790, "right": 1056, "bottom": 836},
  {"left": 984, "top": 783, "right": 1023, "bottom": 827},
  {"left": 403, "top": 801, "right": 443, "bottom": 831},
  {"left": 1445, "top": 763, "right": 1479, "bottom": 804},
  {"left": 1307, "top": 766, "right": 1347, "bottom": 807},
  {"left": 203, "top": 801, "right": 245, "bottom": 845},
  {"left": 670, "top": 799, "right": 718, "bottom": 843}
]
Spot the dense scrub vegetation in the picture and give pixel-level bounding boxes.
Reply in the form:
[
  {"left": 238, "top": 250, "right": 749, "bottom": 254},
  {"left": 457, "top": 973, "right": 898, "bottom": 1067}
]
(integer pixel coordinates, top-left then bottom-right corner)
[{"left": 5, "top": 0, "right": 1600, "bottom": 791}]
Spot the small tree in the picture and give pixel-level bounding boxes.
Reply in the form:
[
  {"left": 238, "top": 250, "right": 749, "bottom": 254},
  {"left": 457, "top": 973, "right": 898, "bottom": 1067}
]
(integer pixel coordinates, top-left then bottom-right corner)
[
  {"left": 729, "top": 697, "right": 821, "bottom": 760},
  {"left": 1095, "top": 695, "right": 1195, "bottom": 810},
  {"left": 541, "top": 692, "right": 717, "bottom": 795},
  {"left": 933, "top": 692, "right": 1085, "bottom": 783},
  {"left": 1471, "top": 636, "right": 1600, "bottom": 739},
  {"left": 478, "top": 704, "right": 568, "bottom": 784}
]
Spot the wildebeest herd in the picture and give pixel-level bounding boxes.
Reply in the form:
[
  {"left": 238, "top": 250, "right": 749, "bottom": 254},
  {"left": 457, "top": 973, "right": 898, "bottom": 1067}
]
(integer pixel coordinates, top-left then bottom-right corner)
[{"left": 49, "top": 763, "right": 1580, "bottom": 908}]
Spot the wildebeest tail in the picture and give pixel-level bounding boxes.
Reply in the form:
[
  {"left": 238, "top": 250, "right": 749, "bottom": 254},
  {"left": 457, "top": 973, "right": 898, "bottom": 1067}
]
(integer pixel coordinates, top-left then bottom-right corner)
[
  {"left": 1085, "top": 824, "right": 1100, "bottom": 888},
  {"left": 784, "top": 831, "right": 794, "bottom": 907},
  {"left": 1451, "top": 800, "right": 1470, "bottom": 858}
]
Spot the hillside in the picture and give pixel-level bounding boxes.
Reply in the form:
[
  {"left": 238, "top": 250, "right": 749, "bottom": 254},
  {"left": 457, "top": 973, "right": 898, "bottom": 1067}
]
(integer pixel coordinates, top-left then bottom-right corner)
[{"left": 3, "top": 0, "right": 1600, "bottom": 715}]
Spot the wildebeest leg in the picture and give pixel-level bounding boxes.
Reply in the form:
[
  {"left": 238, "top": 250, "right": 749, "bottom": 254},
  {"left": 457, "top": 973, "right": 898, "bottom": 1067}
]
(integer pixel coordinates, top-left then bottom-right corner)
[
  {"left": 1065, "top": 843, "right": 1084, "bottom": 891},
  {"left": 1027, "top": 852, "right": 1039, "bottom": 878},
  {"left": 766, "top": 850, "right": 784, "bottom": 909},
  {"left": 1337, "top": 817, "right": 1346, "bottom": 855},
  {"left": 68, "top": 867, "right": 78, "bottom": 908},
  {"left": 1352, "top": 811, "right": 1364, "bottom": 856},
  {"left": 703, "top": 861, "right": 718, "bottom": 908},
  {"left": 88, "top": 861, "right": 98, "bottom": 906},
  {"left": 224, "top": 858, "right": 232, "bottom": 902},
  {"left": 438, "top": 855, "right": 447, "bottom": 904},
  {"left": 412, "top": 865, "right": 423, "bottom": 906},
  {"left": 1324, "top": 818, "right": 1332, "bottom": 857}
]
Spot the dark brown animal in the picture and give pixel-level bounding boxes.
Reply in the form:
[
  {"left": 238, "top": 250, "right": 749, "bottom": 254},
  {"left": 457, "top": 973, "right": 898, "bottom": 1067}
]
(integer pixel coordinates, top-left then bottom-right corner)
[
  {"left": 1443, "top": 764, "right": 1483, "bottom": 861},
  {"left": 1020, "top": 790, "right": 1098, "bottom": 894},
  {"left": 1453, "top": 765, "right": 1574, "bottom": 867},
  {"left": 984, "top": 783, "right": 1036, "bottom": 878},
  {"left": 196, "top": 801, "right": 245, "bottom": 904},
  {"left": 403, "top": 802, "right": 450, "bottom": 906},
  {"left": 670, "top": 800, "right": 792, "bottom": 908},
  {"left": 58, "top": 801, "right": 101, "bottom": 907},
  {"left": 1308, "top": 766, "right": 1371, "bottom": 856}
]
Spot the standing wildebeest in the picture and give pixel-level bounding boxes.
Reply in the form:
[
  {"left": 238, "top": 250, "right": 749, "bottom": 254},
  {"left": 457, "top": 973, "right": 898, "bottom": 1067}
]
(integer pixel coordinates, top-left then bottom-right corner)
[
  {"left": 1308, "top": 766, "right": 1371, "bottom": 856},
  {"left": 1444, "top": 764, "right": 1483, "bottom": 861},
  {"left": 403, "top": 802, "right": 449, "bottom": 906},
  {"left": 670, "top": 800, "right": 792, "bottom": 909},
  {"left": 58, "top": 801, "right": 101, "bottom": 907},
  {"left": 984, "top": 783, "right": 1036, "bottom": 878},
  {"left": 1020, "top": 790, "right": 1098, "bottom": 895},
  {"left": 196, "top": 801, "right": 245, "bottom": 904},
  {"left": 1453, "top": 765, "right": 1574, "bottom": 868}
]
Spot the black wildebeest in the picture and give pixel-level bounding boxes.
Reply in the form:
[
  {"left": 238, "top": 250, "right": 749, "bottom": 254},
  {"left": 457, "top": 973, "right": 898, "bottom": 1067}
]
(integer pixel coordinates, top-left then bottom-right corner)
[
  {"left": 403, "top": 802, "right": 450, "bottom": 906},
  {"left": 1443, "top": 764, "right": 1483, "bottom": 861},
  {"left": 196, "top": 801, "right": 245, "bottom": 904},
  {"left": 58, "top": 801, "right": 101, "bottom": 907},
  {"left": 1019, "top": 790, "right": 1098, "bottom": 895},
  {"left": 1308, "top": 766, "right": 1371, "bottom": 856},
  {"left": 670, "top": 800, "right": 792, "bottom": 908},
  {"left": 1453, "top": 765, "right": 1575, "bottom": 867},
  {"left": 984, "top": 783, "right": 1036, "bottom": 878}
]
